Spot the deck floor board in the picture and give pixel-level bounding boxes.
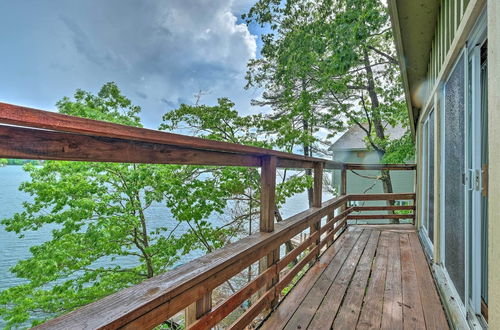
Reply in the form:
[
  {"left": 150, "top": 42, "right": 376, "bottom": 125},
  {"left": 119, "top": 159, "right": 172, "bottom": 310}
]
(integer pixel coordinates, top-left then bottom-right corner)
[{"left": 261, "top": 225, "right": 449, "bottom": 330}]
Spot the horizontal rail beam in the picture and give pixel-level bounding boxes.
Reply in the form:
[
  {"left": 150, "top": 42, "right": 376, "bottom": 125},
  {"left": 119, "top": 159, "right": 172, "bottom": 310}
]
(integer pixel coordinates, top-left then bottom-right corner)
[
  {"left": 345, "top": 163, "right": 416, "bottom": 171},
  {"left": 228, "top": 287, "right": 275, "bottom": 330},
  {"left": 0, "top": 125, "right": 263, "bottom": 167},
  {"left": 188, "top": 265, "right": 276, "bottom": 330},
  {"left": 319, "top": 207, "right": 353, "bottom": 235},
  {"left": 0, "top": 102, "right": 344, "bottom": 169},
  {"left": 347, "top": 214, "right": 415, "bottom": 220},
  {"left": 0, "top": 125, "right": 344, "bottom": 169},
  {"left": 35, "top": 195, "right": 348, "bottom": 330},
  {"left": 275, "top": 245, "right": 319, "bottom": 293},
  {"left": 348, "top": 193, "right": 416, "bottom": 201},
  {"left": 352, "top": 205, "right": 415, "bottom": 211},
  {"left": 319, "top": 217, "right": 348, "bottom": 249},
  {"left": 277, "top": 232, "right": 318, "bottom": 270}
]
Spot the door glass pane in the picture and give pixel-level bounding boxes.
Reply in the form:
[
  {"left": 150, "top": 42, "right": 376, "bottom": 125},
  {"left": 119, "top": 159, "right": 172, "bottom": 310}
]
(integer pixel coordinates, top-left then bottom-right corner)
[
  {"left": 428, "top": 111, "right": 434, "bottom": 243},
  {"left": 480, "top": 41, "right": 488, "bottom": 304},
  {"left": 467, "top": 57, "right": 473, "bottom": 302},
  {"left": 444, "top": 54, "right": 465, "bottom": 302},
  {"left": 422, "top": 122, "right": 428, "bottom": 231}
]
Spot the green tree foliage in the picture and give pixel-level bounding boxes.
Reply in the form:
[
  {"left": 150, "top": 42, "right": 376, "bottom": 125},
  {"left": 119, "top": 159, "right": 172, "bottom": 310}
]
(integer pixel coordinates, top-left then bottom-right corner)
[
  {"left": 0, "top": 86, "right": 313, "bottom": 328},
  {"left": 244, "top": 0, "right": 413, "bottom": 163},
  {"left": 160, "top": 97, "right": 313, "bottom": 215},
  {"left": 243, "top": 0, "right": 415, "bottom": 217},
  {"left": 161, "top": 97, "right": 313, "bottom": 257},
  {"left": 0, "top": 84, "right": 239, "bottom": 328},
  {"left": 1, "top": 159, "right": 39, "bottom": 166}
]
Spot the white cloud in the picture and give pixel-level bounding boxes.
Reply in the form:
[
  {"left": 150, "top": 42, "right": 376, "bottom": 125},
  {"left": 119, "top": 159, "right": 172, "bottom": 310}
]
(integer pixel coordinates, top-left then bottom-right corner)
[{"left": 0, "top": 0, "right": 259, "bottom": 128}]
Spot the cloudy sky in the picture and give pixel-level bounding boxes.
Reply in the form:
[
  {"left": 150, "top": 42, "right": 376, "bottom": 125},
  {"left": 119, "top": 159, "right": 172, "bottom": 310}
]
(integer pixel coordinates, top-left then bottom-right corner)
[{"left": 0, "top": 0, "right": 265, "bottom": 128}]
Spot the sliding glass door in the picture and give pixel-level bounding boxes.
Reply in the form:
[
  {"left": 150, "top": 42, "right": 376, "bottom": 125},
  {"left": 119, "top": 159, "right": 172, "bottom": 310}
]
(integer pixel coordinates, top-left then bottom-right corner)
[
  {"left": 439, "top": 12, "right": 487, "bottom": 322},
  {"left": 442, "top": 52, "right": 466, "bottom": 304},
  {"left": 421, "top": 111, "right": 434, "bottom": 249},
  {"left": 465, "top": 25, "right": 488, "bottom": 319}
]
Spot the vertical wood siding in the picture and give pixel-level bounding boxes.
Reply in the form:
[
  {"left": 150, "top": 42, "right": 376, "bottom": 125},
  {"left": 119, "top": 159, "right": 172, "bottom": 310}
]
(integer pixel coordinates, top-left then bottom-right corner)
[{"left": 425, "top": 0, "right": 470, "bottom": 102}]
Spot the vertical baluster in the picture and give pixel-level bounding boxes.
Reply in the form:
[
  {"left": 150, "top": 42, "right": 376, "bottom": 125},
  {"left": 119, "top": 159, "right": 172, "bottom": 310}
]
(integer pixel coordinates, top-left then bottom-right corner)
[
  {"left": 340, "top": 166, "right": 348, "bottom": 232},
  {"left": 185, "top": 293, "right": 212, "bottom": 327},
  {"left": 259, "top": 156, "right": 279, "bottom": 308},
  {"left": 341, "top": 167, "right": 347, "bottom": 197},
  {"left": 311, "top": 162, "right": 323, "bottom": 257}
]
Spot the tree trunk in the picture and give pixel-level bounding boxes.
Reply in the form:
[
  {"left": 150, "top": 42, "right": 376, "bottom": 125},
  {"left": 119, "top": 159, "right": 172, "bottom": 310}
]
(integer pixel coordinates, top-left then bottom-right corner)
[
  {"left": 300, "top": 79, "right": 314, "bottom": 208},
  {"left": 363, "top": 48, "right": 398, "bottom": 224},
  {"left": 275, "top": 207, "right": 297, "bottom": 265}
]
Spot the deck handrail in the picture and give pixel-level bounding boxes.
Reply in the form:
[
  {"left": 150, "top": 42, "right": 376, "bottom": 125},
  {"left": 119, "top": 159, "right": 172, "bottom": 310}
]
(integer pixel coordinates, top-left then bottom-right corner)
[
  {"left": 0, "top": 102, "right": 341, "bottom": 169},
  {"left": 0, "top": 102, "right": 417, "bottom": 329},
  {"left": 31, "top": 193, "right": 416, "bottom": 330},
  {"left": 0, "top": 102, "right": 416, "bottom": 171}
]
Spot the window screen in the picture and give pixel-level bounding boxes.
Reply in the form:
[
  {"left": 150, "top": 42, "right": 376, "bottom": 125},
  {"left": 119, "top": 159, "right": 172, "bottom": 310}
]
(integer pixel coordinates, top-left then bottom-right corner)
[
  {"left": 427, "top": 111, "right": 434, "bottom": 243},
  {"left": 444, "top": 54, "right": 465, "bottom": 302}
]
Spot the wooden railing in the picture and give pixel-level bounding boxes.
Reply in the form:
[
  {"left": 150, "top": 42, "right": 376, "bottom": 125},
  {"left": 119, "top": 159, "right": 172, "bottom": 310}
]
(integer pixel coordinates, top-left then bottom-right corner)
[
  {"left": 0, "top": 102, "right": 416, "bottom": 329},
  {"left": 348, "top": 193, "right": 416, "bottom": 222}
]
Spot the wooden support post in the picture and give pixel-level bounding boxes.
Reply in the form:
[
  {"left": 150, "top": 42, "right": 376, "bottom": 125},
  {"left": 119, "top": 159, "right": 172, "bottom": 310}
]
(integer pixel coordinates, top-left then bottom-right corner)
[
  {"left": 412, "top": 195, "right": 417, "bottom": 225},
  {"left": 340, "top": 167, "right": 347, "bottom": 197},
  {"left": 326, "top": 212, "right": 334, "bottom": 247},
  {"left": 313, "top": 162, "right": 324, "bottom": 208},
  {"left": 259, "top": 156, "right": 279, "bottom": 307},
  {"left": 260, "top": 156, "right": 277, "bottom": 233},
  {"left": 185, "top": 292, "right": 212, "bottom": 327},
  {"left": 340, "top": 167, "right": 348, "bottom": 231},
  {"left": 311, "top": 162, "right": 323, "bottom": 257}
]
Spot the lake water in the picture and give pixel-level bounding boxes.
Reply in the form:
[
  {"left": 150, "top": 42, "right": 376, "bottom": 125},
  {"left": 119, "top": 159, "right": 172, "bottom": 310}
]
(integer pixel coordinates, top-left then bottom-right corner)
[{"left": 0, "top": 165, "right": 326, "bottom": 327}]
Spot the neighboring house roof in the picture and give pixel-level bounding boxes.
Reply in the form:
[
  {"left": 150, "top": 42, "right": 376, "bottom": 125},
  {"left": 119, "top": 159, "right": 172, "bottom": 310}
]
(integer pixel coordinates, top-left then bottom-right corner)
[{"left": 329, "top": 124, "right": 406, "bottom": 151}]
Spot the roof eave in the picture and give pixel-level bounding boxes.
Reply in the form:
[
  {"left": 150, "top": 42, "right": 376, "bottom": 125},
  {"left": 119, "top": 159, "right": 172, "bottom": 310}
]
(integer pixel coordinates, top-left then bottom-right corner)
[
  {"left": 388, "top": 0, "right": 440, "bottom": 138},
  {"left": 388, "top": 0, "right": 416, "bottom": 137}
]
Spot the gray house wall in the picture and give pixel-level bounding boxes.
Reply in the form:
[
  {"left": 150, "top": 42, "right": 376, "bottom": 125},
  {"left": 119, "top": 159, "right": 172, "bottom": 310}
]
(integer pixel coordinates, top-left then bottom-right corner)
[
  {"left": 331, "top": 150, "right": 415, "bottom": 195},
  {"left": 331, "top": 149, "right": 415, "bottom": 223}
]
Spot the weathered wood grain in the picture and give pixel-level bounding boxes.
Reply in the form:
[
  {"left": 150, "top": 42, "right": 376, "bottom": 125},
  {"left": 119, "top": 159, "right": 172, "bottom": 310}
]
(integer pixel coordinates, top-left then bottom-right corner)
[
  {"left": 347, "top": 214, "right": 415, "bottom": 220},
  {"left": 308, "top": 229, "right": 372, "bottom": 328},
  {"left": 380, "top": 232, "right": 403, "bottom": 329},
  {"left": 188, "top": 265, "right": 276, "bottom": 330},
  {"left": 34, "top": 196, "right": 347, "bottom": 330},
  {"left": 345, "top": 164, "right": 416, "bottom": 171},
  {"left": 228, "top": 288, "right": 275, "bottom": 330},
  {"left": 332, "top": 230, "right": 380, "bottom": 329},
  {"left": 277, "top": 232, "right": 318, "bottom": 271},
  {"left": 283, "top": 229, "right": 364, "bottom": 329},
  {"left": 409, "top": 233, "right": 449, "bottom": 329},
  {"left": 348, "top": 193, "right": 416, "bottom": 201},
  {"left": 0, "top": 125, "right": 262, "bottom": 167},
  {"left": 276, "top": 245, "right": 319, "bottom": 293},
  {"left": 0, "top": 102, "right": 341, "bottom": 167},
  {"left": 353, "top": 205, "right": 416, "bottom": 211},
  {"left": 399, "top": 234, "right": 426, "bottom": 330},
  {"left": 261, "top": 225, "right": 447, "bottom": 330},
  {"left": 357, "top": 231, "right": 390, "bottom": 329},
  {"left": 260, "top": 228, "right": 354, "bottom": 330}
]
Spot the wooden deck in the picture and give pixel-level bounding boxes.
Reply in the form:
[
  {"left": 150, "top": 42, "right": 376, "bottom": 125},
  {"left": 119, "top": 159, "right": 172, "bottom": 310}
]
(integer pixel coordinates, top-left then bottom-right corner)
[{"left": 261, "top": 225, "right": 449, "bottom": 329}]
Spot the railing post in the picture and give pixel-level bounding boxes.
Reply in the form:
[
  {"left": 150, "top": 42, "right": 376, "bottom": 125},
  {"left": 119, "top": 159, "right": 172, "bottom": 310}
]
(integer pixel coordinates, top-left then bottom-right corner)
[
  {"left": 185, "top": 292, "right": 212, "bottom": 327},
  {"left": 259, "top": 156, "right": 279, "bottom": 307},
  {"left": 313, "top": 162, "right": 323, "bottom": 208},
  {"left": 311, "top": 162, "right": 323, "bottom": 258},
  {"left": 341, "top": 166, "right": 347, "bottom": 197},
  {"left": 340, "top": 166, "right": 347, "bottom": 233},
  {"left": 260, "top": 156, "right": 277, "bottom": 233},
  {"left": 412, "top": 194, "right": 417, "bottom": 225}
]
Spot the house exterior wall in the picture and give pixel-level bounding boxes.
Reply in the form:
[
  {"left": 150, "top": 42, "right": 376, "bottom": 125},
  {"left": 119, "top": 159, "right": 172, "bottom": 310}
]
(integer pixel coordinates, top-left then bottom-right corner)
[
  {"left": 425, "top": 0, "right": 471, "bottom": 102},
  {"left": 331, "top": 150, "right": 414, "bottom": 196},
  {"left": 405, "top": 0, "right": 497, "bottom": 328},
  {"left": 487, "top": 0, "right": 500, "bottom": 326}
]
